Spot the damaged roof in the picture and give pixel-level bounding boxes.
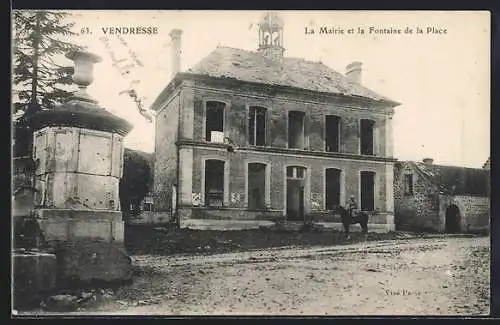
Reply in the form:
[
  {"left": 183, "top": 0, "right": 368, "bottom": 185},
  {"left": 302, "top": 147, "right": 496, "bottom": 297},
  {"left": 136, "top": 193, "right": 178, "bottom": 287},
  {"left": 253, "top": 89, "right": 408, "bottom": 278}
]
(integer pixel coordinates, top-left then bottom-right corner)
[
  {"left": 409, "top": 161, "right": 490, "bottom": 197},
  {"left": 186, "top": 47, "right": 400, "bottom": 106}
]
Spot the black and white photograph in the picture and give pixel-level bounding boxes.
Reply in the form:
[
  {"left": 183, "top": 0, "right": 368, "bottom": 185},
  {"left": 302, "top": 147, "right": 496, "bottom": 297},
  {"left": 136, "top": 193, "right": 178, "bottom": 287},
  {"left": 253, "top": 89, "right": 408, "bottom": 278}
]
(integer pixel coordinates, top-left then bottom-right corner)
[{"left": 11, "top": 10, "right": 491, "bottom": 316}]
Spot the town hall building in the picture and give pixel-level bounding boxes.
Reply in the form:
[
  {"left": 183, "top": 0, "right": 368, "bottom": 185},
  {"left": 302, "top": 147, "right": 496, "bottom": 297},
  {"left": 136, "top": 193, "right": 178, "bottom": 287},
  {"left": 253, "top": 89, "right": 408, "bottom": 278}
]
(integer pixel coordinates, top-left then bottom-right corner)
[{"left": 150, "top": 13, "right": 401, "bottom": 230}]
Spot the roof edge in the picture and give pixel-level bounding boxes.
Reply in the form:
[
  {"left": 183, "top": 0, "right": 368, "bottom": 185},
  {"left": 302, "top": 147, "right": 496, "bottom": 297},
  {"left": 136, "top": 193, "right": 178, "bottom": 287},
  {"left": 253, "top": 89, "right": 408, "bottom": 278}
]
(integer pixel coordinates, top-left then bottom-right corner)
[{"left": 150, "top": 72, "right": 401, "bottom": 111}]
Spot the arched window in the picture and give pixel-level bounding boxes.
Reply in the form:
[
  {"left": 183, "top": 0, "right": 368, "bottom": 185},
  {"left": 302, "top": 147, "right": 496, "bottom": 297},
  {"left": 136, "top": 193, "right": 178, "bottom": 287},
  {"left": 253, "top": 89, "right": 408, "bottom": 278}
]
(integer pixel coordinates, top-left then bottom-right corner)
[
  {"left": 287, "top": 166, "right": 306, "bottom": 179},
  {"left": 205, "top": 159, "right": 225, "bottom": 206},
  {"left": 325, "top": 168, "right": 341, "bottom": 209},
  {"left": 248, "top": 163, "right": 267, "bottom": 209},
  {"left": 360, "top": 171, "right": 376, "bottom": 211}
]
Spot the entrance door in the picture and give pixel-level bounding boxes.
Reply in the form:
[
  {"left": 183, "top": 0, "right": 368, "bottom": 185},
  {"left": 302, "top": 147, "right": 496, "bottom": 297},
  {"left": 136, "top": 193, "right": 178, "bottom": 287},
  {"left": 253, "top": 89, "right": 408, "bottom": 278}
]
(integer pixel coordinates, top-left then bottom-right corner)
[
  {"left": 445, "top": 205, "right": 461, "bottom": 233},
  {"left": 287, "top": 179, "right": 304, "bottom": 221}
]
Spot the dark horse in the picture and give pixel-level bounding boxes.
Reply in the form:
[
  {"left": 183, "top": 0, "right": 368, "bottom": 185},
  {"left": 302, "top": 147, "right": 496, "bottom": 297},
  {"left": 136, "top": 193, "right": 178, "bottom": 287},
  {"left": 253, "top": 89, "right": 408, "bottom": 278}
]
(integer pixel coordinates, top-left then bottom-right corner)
[{"left": 333, "top": 205, "right": 369, "bottom": 239}]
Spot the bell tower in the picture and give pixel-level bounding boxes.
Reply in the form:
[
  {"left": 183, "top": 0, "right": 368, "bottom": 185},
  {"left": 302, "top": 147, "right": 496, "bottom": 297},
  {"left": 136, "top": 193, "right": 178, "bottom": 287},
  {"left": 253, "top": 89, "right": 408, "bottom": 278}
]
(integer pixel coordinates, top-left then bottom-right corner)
[{"left": 257, "top": 12, "right": 285, "bottom": 60}]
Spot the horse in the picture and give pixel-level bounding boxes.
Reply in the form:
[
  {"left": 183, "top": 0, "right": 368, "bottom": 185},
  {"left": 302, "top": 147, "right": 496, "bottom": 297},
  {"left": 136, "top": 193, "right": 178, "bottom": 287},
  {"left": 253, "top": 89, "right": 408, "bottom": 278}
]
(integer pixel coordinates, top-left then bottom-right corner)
[{"left": 333, "top": 205, "right": 369, "bottom": 240}]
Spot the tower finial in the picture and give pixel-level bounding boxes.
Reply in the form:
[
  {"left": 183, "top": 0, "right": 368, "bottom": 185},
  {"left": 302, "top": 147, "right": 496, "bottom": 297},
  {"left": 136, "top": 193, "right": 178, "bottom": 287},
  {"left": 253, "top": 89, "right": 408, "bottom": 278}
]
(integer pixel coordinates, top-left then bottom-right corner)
[{"left": 257, "top": 12, "right": 285, "bottom": 60}]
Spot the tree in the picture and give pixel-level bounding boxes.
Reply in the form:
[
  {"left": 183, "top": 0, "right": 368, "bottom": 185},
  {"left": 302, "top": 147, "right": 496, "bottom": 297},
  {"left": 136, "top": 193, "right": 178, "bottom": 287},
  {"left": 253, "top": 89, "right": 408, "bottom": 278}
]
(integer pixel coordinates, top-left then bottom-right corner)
[
  {"left": 120, "top": 149, "right": 153, "bottom": 220},
  {"left": 13, "top": 10, "right": 83, "bottom": 157}
]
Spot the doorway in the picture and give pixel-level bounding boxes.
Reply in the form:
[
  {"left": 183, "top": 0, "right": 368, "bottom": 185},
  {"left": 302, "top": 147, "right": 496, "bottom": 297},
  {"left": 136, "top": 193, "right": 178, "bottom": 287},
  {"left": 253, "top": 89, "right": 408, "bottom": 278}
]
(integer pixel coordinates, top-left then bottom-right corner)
[
  {"left": 286, "top": 166, "right": 306, "bottom": 221},
  {"left": 248, "top": 163, "right": 266, "bottom": 210},
  {"left": 445, "top": 204, "right": 461, "bottom": 233}
]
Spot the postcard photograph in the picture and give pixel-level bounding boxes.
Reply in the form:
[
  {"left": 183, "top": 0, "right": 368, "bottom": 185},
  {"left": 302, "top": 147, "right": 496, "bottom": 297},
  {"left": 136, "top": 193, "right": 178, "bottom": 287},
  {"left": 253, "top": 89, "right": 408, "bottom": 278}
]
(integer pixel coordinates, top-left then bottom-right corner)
[{"left": 11, "top": 10, "right": 491, "bottom": 316}]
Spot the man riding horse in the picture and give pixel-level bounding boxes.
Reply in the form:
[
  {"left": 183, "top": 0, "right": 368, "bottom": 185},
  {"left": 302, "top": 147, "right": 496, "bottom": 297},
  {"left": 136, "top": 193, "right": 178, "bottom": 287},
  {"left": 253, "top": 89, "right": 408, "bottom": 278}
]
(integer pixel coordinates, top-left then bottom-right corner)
[
  {"left": 347, "top": 195, "right": 358, "bottom": 221},
  {"left": 334, "top": 195, "right": 369, "bottom": 239}
]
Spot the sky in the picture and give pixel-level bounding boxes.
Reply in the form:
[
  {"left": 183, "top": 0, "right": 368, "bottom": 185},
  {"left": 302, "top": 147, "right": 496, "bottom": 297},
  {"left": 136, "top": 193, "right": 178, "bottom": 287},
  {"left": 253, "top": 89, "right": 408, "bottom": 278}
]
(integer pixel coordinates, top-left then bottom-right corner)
[{"left": 17, "top": 10, "right": 490, "bottom": 168}]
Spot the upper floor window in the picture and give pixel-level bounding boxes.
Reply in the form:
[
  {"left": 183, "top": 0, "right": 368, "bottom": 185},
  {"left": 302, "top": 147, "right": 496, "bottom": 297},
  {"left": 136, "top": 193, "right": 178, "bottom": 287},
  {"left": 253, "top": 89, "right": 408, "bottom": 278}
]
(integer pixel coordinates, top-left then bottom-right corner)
[
  {"left": 403, "top": 173, "right": 414, "bottom": 195},
  {"left": 360, "top": 119, "right": 375, "bottom": 155},
  {"left": 205, "top": 101, "right": 225, "bottom": 143},
  {"left": 288, "top": 111, "right": 305, "bottom": 149},
  {"left": 325, "top": 115, "right": 340, "bottom": 152},
  {"left": 248, "top": 106, "right": 267, "bottom": 146}
]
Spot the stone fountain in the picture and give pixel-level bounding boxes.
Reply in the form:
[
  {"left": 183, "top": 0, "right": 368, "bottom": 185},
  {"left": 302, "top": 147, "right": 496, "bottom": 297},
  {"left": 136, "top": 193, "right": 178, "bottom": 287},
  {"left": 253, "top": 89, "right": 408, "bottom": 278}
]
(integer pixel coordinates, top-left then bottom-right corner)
[{"left": 28, "top": 50, "right": 134, "bottom": 285}]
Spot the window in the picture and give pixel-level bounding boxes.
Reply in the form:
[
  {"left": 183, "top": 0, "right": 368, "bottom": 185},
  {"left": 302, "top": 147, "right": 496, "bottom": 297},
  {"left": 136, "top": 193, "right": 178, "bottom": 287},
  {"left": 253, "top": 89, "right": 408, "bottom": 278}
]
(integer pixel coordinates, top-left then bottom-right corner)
[
  {"left": 325, "top": 115, "right": 340, "bottom": 152},
  {"left": 287, "top": 166, "right": 305, "bottom": 179},
  {"left": 248, "top": 163, "right": 267, "bottom": 209},
  {"left": 325, "top": 168, "right": 341, "bottom": 209},
  {"left": 286, "top": 166, "right": 307, "bottom": 221},
  {"left": 205, "top": 159, "right": 225, "bottom": 206},
  {"left": 404, "top": 173, "right": 414, "bottom": 195},
  {"left": 360, "top": 119, "right": 375, "bottom": 155},
  {"left": 143, "top": 203, "right": 153, "bottom": 212},
  {"left": 288, "top": 111, "right": 305, "bottom": 149},
  {"left": 360, "top": 171, "right": 375, "bottom": 211},
  {"left": 248, "top": 106, "right": 267, "bottom": 146},
  {"left": 205, "top": 101, "right": 225, "bottom": 142}
]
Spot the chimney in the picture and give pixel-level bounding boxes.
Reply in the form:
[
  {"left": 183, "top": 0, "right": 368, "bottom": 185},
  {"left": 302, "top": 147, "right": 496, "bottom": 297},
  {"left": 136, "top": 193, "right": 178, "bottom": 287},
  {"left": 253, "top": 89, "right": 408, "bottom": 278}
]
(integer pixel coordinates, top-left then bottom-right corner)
[
  {"left": 169, "top": 29, "right": 183, "bottom": 79},
  {"left": 422, "top": 158, "right": 434, "bottom": 165},
  {"left": 345, "top": 61, "right": 363, "bottom": 84}
]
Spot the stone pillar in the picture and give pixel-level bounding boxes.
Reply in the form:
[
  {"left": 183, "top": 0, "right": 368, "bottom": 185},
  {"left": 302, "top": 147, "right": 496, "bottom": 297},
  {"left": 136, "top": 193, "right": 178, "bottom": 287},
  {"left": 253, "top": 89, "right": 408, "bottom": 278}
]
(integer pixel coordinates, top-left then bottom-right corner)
[
  {"left": 385, "top": 116, "right": 394, "bottom": 158},
  {"left": 384, "top": 114, "right": 395, "bottom": 231},
  {"left": 30, "top": 51, "right": 133, "bottom": 284}
]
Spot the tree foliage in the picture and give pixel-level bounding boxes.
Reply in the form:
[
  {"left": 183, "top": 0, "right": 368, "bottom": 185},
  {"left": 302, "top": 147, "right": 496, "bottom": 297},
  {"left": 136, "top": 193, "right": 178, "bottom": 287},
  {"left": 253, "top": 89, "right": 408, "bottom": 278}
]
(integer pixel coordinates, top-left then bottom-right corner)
[
  {"left": 13, "top": 10, "right": 84, "bottom": 156},
  {"left": 120, "top": 149, "right": 153, "bottom": 218}
]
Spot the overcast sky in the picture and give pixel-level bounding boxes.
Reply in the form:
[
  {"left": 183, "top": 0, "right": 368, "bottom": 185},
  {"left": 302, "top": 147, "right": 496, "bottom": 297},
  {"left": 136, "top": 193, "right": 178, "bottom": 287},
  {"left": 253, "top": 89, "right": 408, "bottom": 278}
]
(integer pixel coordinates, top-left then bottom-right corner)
[{"left": 38, "top": 10, "right": 489, "bottom": 168}]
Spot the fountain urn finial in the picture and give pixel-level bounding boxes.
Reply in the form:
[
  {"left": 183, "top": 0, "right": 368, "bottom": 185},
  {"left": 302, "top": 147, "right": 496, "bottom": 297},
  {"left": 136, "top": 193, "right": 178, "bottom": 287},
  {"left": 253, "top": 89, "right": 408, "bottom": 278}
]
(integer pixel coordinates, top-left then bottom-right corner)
[
  {"left": 30, "top": 50, "right": 133, "bottom": 136},
  {"left": 65, "top": 51, "right": 102, "bottom": 102}
]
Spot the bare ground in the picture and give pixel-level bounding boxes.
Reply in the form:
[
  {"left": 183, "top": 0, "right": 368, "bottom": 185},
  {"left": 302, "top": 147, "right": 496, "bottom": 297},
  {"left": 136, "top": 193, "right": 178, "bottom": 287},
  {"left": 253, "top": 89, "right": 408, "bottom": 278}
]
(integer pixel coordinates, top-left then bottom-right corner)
[{"left": 30, "top": 235, "right": 490, "bottom": 316}]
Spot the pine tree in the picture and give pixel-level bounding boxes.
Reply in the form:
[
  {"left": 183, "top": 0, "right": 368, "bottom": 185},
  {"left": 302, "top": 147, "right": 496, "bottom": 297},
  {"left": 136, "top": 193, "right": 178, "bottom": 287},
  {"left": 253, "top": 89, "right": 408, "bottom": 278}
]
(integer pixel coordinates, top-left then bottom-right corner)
[{"left": 13, "top": 10, "right": 83, "bottom": 157}]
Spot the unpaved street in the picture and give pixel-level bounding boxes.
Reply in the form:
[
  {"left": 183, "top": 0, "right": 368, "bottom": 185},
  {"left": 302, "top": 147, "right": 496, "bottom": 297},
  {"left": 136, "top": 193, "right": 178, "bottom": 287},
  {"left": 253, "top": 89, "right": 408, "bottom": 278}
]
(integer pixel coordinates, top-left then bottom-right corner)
[{"left": 41, "top": 236, "right": 490, "bottom": 316}]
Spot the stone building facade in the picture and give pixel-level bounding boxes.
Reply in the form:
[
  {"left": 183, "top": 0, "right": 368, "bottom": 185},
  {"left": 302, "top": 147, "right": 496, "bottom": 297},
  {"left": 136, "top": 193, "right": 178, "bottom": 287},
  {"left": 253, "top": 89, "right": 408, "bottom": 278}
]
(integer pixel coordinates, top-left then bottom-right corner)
[
  {"left": 394, "top": 159, "right": 490, "bottom": 233},
  {"left": 152, "top": 14, "right": 400, "bottom": 230}
]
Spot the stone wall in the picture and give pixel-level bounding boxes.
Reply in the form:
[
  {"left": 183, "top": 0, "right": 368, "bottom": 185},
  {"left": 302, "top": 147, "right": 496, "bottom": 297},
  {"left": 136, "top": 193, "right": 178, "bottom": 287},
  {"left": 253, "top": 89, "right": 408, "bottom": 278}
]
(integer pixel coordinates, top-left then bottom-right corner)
[
  {"left": 439, "top": 195, "right": 490, "bottom": 233},
  {"left": 153, "top": 90, "right": 181, "bottom": 211},
  {"left": 395, "top": 162, "right": 490, "bottom": 233},
  {"left": 190, "top": 80, "right": 390, "bottom": 155},
  {"left": 456, "top": 195, "right": 490, "bottom": 232},
  {"left": 127, "top": 211, "right": 171, "bottom": 225},
  {"left": 189, "top": 147, "right": 390, "bottom": 216},
  {"left": 153, "top": 77, "right": 395, "bottom": 228},
  {"left": 394, "top": 162, "right": 441, "bottom": 231}
]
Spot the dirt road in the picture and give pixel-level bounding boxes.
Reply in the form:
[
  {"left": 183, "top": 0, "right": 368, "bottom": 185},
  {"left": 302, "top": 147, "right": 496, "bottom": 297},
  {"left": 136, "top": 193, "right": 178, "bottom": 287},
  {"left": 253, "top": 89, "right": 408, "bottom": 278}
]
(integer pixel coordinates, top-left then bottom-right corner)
[{"left": 38, "top": 236, "right": 491, "bottom": 316}]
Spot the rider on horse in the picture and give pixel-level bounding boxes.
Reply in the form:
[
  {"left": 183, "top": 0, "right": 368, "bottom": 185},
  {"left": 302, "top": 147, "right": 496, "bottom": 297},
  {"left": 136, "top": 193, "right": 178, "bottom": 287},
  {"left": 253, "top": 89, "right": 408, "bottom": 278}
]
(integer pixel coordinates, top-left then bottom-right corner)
[{"left": 347, "top": 195, "right": 358, "bottom": 221}]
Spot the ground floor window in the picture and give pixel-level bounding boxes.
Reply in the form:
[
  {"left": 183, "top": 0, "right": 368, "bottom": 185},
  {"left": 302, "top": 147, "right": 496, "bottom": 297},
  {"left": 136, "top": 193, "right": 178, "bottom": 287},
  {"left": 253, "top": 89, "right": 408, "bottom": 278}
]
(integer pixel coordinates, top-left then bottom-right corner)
[
  {"left": 325, "top": 168, "right": 341, "bottom": 210},
  {"left": 248, "top": 162, "right": 267, "bottom": 210},
  {"left": 205, "top": 159, "right": 225, "bottom": 206},
  {"left": 360, "top": 171, "right": 375, "bottom": 211}
]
